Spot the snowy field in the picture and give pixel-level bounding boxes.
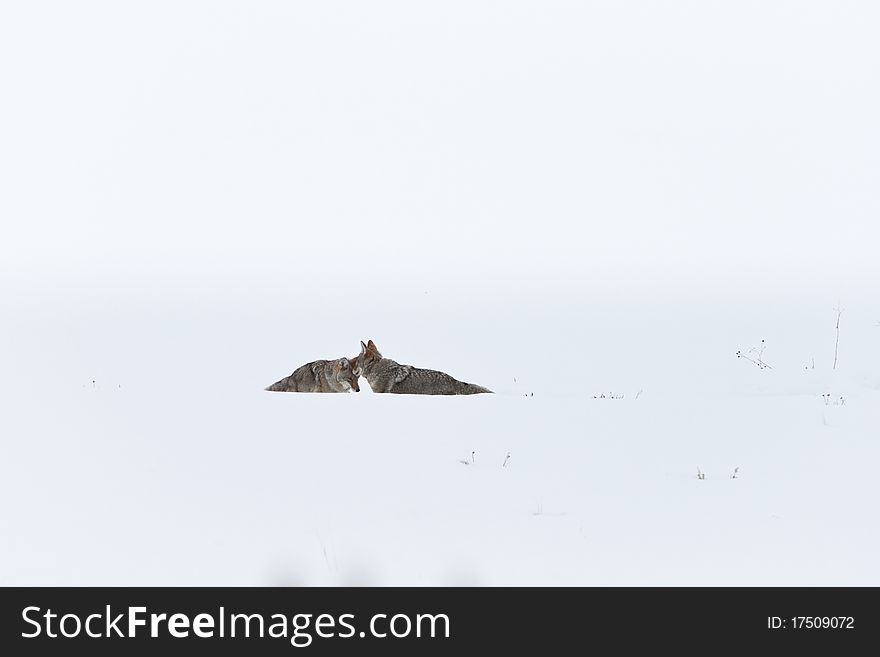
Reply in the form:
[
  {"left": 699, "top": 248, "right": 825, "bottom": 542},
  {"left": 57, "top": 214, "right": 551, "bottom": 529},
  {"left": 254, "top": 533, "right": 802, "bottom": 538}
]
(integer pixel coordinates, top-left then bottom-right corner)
[
  {"left": 2, "top": 278, "right": 878, "bottom": 586},
  {"left": 1, "top": 2, "right": 879, "bottom": 585}
]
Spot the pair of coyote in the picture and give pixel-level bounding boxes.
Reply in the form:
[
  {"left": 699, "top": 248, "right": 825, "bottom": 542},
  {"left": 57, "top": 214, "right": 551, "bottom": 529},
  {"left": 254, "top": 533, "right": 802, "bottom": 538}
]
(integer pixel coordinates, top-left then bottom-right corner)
[{"left": 265, "top": 340, "right": 492, "bottom": 395}]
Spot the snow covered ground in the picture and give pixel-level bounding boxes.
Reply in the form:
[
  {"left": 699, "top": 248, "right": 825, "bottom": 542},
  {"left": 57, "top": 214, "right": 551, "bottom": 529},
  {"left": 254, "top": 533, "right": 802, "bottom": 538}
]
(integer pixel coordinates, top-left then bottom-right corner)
[
  {"left": 1, "top": 2, "right": 879, "bottom": 585},
  {"left": 2, "top": 278, "right": 878, "bottom": 585}
]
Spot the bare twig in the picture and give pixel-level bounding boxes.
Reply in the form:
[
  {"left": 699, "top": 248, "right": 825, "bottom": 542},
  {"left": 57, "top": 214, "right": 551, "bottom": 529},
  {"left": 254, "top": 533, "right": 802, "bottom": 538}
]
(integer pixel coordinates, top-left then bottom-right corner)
[
  {"left": 833, "top": 304, "right": 843, "bottom": 370},
  {"left": 736, "top": 339, "right": 772, "bottom": 369}
]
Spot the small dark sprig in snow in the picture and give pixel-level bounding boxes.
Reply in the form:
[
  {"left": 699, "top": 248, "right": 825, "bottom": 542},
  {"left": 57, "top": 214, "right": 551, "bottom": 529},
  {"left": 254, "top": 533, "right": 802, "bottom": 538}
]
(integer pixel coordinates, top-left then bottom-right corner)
[{"left": 736, "top": 339, "right": 772, "bottom": 370}]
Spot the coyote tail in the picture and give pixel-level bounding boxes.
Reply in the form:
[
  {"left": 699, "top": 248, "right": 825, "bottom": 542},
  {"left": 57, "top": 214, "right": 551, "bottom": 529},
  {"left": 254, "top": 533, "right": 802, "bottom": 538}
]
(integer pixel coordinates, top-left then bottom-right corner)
[{"left": 265, "top": 377, "right": 291, "bottom": 392}]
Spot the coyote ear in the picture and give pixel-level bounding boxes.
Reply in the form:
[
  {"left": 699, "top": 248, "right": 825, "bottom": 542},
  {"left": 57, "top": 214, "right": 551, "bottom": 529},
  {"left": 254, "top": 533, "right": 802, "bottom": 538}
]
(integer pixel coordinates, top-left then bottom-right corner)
[
  {"left": 367, "top": 340, "right": 377, "bottom": 351},
  {"left": 360, "top": 341, "right": 367, "bottom": 354}
]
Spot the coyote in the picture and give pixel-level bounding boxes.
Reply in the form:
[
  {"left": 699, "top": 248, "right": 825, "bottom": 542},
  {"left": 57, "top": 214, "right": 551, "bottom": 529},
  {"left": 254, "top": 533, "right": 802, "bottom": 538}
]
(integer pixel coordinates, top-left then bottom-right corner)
[
  {"left": 356, "top": 340, "right": 492, "bottom": 395},
  {"left": 265, "top": 357, "right": 360, "bottom": 393}
]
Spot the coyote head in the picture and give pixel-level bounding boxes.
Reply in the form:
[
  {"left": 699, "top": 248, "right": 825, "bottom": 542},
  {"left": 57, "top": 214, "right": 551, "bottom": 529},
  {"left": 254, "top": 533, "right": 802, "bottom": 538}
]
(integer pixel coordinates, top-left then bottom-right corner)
[
  {"left": 357, "top": 340, "right": 382, "bottom": 374},
  {"left": 332, "top": 357, "right": 360, "bottom": 392}
]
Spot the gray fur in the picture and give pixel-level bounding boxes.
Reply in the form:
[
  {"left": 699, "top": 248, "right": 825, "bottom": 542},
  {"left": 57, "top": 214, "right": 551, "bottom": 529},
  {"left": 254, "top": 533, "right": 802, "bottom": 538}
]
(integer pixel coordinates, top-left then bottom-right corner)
[
  {"left": 265, "top": 357, "right": 359, "bottom": 393},
  {"left": 357, "top": 340, "right": 492, "bottom": 395}
]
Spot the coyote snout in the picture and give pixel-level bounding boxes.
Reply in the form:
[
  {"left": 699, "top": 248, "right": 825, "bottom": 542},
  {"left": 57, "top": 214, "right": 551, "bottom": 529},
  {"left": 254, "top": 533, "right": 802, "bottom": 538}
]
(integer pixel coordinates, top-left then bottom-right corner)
[{"left": 338, "top": 358, "right": 360, "bottom": 392}]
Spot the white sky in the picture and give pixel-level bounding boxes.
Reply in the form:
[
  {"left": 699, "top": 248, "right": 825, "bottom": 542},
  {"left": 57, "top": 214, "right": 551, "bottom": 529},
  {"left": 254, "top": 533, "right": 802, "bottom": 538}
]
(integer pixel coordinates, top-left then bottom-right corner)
[{"left": 1, "top": 1, "right": 878, "bottom": 290}]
